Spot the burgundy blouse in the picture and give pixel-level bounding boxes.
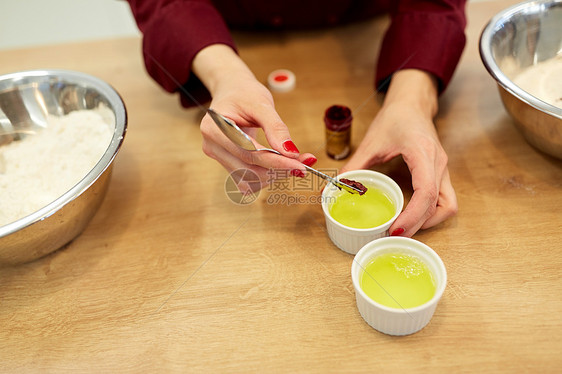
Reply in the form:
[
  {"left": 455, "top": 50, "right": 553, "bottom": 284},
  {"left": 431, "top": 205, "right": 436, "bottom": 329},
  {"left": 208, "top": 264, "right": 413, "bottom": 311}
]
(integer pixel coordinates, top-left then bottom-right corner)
[{"left": 127, "top": 0, "right": 467, "bottom": 107}]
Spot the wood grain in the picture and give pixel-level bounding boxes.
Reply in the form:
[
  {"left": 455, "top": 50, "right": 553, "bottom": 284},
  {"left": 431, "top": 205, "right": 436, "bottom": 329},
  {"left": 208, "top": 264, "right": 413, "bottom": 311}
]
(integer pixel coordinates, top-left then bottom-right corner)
[{"left": 0, "top": 1, "right": 561, "bottom": 372}]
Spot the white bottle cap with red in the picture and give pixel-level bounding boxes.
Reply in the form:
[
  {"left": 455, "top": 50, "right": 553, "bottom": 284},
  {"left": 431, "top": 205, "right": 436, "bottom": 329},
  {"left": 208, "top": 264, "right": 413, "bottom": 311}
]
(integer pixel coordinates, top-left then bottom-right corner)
[{"left": 267, "top": 69, "right": 296, "bottom": 93}]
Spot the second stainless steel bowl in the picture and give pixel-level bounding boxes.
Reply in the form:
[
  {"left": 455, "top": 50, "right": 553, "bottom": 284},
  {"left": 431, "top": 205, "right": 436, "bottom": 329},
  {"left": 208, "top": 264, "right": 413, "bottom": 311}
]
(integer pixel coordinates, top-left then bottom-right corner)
[
  {"left": 0, "top": 70, "right": 127, "bottom": 266},
  {"left": 480, "top": 0, "right": 562, "bottom": 159}
]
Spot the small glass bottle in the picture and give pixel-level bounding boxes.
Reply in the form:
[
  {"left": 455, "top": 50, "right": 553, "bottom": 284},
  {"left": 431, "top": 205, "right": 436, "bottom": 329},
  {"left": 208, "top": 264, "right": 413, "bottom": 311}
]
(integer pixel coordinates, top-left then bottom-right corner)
[{"left": 324, "top": 105, "right": 352, "bottom": 160}]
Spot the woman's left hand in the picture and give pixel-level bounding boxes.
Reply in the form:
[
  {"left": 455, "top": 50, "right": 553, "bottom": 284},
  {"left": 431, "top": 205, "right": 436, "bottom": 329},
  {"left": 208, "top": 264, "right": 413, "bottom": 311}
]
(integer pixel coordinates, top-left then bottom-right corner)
[{"left": 340, "top": 69, "right": 458, "bottom": 237}]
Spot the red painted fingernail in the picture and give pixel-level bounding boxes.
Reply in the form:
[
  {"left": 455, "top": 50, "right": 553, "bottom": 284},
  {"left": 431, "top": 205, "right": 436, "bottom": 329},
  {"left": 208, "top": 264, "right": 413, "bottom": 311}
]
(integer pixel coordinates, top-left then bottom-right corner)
[
  {"left": 290, "top": 169, "right": 305, "bottom": 178},
  {"left": 302, "top": 156, "right": 317, "bottom": 167},
  {"left": 390, "top": 228, "right": 405, "bottom": 236},
  {"left": 282, "top": 140, "right": 300, "bottom": 153}
]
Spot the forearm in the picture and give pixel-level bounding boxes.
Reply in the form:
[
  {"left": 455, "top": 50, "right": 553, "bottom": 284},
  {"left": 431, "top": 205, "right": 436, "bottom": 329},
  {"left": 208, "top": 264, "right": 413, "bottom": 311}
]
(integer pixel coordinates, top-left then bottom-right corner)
[
  {"left": 192, "top": 44, "right": 255, "bottom": 97},
  {"left": 127, "top": 0, "right": 236, "bottom": 96},
  {"left": 376, "top": 0, "right": 467, "bottom": 94}
]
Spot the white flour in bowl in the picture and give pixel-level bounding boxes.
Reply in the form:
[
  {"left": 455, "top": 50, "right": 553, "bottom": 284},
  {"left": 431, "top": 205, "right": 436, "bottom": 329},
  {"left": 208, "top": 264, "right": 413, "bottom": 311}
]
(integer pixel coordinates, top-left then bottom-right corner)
[
  {"left": 513, "top": 55, "right": 562, "bottom": 109},
  {"left": 0, "top": 110, "right": 113, "bottom": 227}
]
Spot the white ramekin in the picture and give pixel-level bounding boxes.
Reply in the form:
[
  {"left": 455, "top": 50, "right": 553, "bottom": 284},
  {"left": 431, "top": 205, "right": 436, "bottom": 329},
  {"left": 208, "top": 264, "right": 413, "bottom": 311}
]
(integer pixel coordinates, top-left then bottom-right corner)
[
  {"left": 351, "top": 236, "right": 447, "bottom": 336},
  {"left": 321, "top": 170, "right": 404, "bottom": 255}
]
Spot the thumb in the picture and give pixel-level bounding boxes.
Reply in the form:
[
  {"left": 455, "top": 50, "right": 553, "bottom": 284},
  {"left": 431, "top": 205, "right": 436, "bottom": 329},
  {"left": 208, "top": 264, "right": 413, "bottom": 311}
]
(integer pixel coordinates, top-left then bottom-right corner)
[{"left": 339, "top": 151, "right": 370, "bottom": 175}]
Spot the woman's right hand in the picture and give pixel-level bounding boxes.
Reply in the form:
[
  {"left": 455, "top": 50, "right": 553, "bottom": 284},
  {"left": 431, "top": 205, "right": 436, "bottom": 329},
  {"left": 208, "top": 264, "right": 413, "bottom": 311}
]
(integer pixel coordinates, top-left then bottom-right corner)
[{"left": 193, "top": 44, "right": 317, "bottom": 192}]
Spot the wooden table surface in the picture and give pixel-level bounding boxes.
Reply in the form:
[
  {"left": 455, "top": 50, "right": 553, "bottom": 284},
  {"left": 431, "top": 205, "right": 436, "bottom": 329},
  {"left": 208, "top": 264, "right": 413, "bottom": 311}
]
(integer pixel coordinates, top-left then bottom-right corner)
[{"left": 1, "top": 0, "right": 561, "bottom": 372}]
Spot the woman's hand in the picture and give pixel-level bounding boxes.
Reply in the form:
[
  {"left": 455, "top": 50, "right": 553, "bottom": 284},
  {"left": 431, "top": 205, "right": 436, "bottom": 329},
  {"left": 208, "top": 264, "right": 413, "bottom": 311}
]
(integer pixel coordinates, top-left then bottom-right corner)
[
  {"left": 341, "top": 69, "right": 457, "bottom": 237},
  {"left": 193, "top": 44, "right": 317, "bottom": 192}
]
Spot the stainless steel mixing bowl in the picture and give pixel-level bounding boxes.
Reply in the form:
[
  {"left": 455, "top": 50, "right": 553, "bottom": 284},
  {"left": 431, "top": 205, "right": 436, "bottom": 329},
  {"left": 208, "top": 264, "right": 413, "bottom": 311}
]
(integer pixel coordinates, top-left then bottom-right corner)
[
  {"left": 480, "top": 0, "right": 562, "bottom": 159},
  {"left": 0, "top": 70, "right": 127, "bottom": 266}
]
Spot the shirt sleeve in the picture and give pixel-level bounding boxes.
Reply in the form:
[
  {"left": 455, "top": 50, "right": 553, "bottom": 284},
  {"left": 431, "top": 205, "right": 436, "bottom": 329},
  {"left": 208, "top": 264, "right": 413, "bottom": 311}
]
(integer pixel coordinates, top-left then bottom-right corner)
[
  {"left": 127, "top": 0, "right": 237, "bottom": 107},
  {"left": 375, "top": 0, "right": 467, "bottom": 94}
]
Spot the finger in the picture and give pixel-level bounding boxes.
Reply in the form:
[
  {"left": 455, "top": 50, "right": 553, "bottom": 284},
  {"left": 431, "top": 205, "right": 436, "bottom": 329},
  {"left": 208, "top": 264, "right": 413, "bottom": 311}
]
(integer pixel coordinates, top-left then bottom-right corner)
[
  {"left": 298, "top": 153, "right": 318, "bottom": 167},
  {"left": 339, "top": 139, "right": 395, "bottom": 174},
  {"left": 389, "top": 153, "right": 443, "bottom": 237},
  {"left": 203, "top": 124, "right": 313, "bottom": 192},
  {"left": 420, "top": 168, "right": 458, "bottom": 229},
  {"left": 202, "top": 114, "right": 306, "bottom": 173},
  {"left": 389, "top": 194, "right": 432, "bottom": 237},
  {"left": 339, "top": 151, "right": 371, "bottom": 174},
  {"left": 250, "top": 105, "right": 301, "bottom": 159},
  {"left": 208, "top": 142, "right": 277, "bottom": 193},
  {"left": 201, "top": 113, "right": 251, "bottom": 157}
]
